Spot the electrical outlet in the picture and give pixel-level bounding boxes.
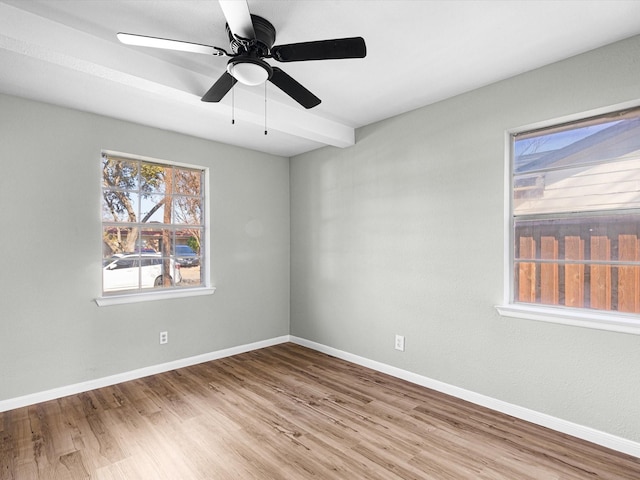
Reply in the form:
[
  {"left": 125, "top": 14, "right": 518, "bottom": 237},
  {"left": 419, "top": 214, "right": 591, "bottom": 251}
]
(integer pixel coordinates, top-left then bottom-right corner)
[
  {"left": 395, "top": 334, "right": 405, "bottom": 352},
  {"left": 159, "top": 331, "right": 168, "bottom": 345}
]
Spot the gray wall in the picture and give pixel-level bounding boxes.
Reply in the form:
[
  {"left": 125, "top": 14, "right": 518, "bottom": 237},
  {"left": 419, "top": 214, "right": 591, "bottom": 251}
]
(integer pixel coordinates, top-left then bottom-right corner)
[
  {"left": 0, "top": 94, "right": 290, "bottom": 401},
  {"left": 290, "top": 35, "right": 640, "bottom": 442}
]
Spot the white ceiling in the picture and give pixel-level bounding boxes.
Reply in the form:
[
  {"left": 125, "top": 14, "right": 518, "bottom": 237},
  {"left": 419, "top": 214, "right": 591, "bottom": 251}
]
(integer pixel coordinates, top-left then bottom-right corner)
[{"left": 2, "top": 0, "right": 640, "bottom": 157}]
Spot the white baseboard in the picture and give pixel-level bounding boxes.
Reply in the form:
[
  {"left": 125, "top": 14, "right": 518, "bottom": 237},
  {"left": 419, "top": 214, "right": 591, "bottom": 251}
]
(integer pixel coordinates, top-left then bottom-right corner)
[
  {"left": 0, "top": 335, "right": 291, "bottom": 413},
  {"left": 290, "top": 336, "right": 640, "bottom": 459}
]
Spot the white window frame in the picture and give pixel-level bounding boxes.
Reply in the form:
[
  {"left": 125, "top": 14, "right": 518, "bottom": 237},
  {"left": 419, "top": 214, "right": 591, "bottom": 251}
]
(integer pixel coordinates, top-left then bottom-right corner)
[
  {"left": 496, "top": 103, "right": 640, "bottom": 335},
  {"left": 95, "top": 150, "right": 215, "bottom": 306}
]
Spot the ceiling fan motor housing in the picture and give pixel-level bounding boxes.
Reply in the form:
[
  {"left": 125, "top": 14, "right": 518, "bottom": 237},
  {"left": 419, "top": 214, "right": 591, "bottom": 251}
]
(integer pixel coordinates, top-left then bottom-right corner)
[{"left": 226, "top": 14, "right": 276, "bottom": 56}]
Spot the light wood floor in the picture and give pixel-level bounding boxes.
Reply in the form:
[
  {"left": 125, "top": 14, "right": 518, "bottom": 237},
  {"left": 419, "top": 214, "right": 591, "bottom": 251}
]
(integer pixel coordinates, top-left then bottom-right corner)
[{"left": 1, "top": 343, "right": 639, "bottom": 479}]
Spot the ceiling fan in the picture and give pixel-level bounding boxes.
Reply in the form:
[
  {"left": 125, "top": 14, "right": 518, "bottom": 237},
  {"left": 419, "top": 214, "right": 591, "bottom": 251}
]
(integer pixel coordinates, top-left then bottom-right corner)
[{"left": 117, "top": 0, "right": 367, "bottom": 109}]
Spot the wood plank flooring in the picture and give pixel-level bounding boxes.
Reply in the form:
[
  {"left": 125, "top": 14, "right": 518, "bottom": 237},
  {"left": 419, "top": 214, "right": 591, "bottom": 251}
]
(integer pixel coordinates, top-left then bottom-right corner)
[{"left": 1, "top": 343, "right": 639, "bottom": 479}]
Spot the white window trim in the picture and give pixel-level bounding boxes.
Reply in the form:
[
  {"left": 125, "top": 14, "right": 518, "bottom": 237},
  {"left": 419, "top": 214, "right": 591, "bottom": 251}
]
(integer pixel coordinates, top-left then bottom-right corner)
[
  {"left": 96, "top": 150, "right": 213, "bottom": 306},
  {"left": 96, "top": 287, "right": 216, "bottom": 307},
  {"left": 495, "top": 101, "right": 640, "bottom": 336},
  {"left": 495, "top": 303, "right": 640, "bottom": 335}
]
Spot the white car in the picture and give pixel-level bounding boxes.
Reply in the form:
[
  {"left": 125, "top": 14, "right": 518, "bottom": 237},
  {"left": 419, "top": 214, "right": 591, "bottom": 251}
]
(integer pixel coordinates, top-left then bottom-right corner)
[{"left": 103, "top": 253, "right": 182, "bottom": 292}]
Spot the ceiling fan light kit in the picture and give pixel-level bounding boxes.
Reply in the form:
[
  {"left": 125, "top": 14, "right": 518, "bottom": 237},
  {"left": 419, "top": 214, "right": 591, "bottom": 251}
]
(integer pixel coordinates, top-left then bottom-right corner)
[
  {"left": 117, "top": 0, "right": 367, "bottom": 110},
  {"left": 227, "top": 56, "right": 272, "bottom": 86}
]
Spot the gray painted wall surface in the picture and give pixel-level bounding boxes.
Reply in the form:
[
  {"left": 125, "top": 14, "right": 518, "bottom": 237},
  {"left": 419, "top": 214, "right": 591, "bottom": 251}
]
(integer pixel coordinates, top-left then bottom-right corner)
[
  {"left": 0, "top": 94, "right": 290, "bottom": 401},
  {"left": 290, "top": 36, "right": 640, "bottom": 442}
]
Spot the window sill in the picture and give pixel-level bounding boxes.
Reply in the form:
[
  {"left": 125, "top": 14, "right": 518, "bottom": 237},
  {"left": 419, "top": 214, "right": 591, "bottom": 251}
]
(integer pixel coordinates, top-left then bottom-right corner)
[
  {"left": 495, "top": 303, "right": 640, "bottom": 335},
  {"left": 95, "top": 287, "right": 216, "bottom": 307}
]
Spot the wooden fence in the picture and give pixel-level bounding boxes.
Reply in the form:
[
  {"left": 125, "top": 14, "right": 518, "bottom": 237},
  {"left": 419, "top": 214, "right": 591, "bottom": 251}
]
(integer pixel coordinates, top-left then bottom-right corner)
[{"left": 515, "top": 219, "right": 640, "bottom": 313}]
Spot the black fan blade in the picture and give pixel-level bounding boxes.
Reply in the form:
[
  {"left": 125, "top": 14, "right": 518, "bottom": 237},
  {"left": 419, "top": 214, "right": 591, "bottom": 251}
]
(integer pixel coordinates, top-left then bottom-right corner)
[
  {"left": 271, "top": 37, "right": 366, "bottom": 62},
  {"left": 201, "top": 72, "right": 237, "bottom": 102},
  {"left": 269, "top": 67, "right": 321, "bottom": 109}
]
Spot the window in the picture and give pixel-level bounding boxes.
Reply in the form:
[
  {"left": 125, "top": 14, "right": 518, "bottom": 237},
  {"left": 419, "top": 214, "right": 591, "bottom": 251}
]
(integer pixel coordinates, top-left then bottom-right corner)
[
  {"left": 99, "top": 152, "right": 210, "bottom": 302},
  {"left": 503, "top": 107, "right": 640, "bottom": 332}
]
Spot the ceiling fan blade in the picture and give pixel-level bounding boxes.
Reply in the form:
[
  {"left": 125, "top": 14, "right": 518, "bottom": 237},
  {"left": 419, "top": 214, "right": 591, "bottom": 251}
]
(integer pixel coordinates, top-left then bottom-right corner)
[
  {"left": 269, "top": 67, "right": 321, "bottom": 109},
  {"left": 271, "top": 37, "right": 366, "bottom": 62},
  {"left": 117, "top": 32, "right": 224, "bottom": 56},
  {"left": 201, "top": 72, "right": 237, "bottom": 102},
  {"left": 218, "top": 0, "right": 256, "bottom": 41}
]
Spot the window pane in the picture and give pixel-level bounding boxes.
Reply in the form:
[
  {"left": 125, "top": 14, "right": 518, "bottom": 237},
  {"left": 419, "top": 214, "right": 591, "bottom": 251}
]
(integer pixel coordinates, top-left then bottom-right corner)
[
  {"left": 514, "top": 111, "right": 640, "bottom": 174},
  {"left": 140, "top": 163, "right": 169, "bottom": 194},
  {"left": 140, "top": 194, "right": 167, "bottom": 223},
  {"left": 514, "top": 157, "right": 640, "bottom": 216},
  {"left": 177, "top": 263, "right": 203, "bottom": 288},
  {"left": 102, "top": 156, "right": 139, "bottom": 191},
  {"left": 514, "top": 114, "right": 640, "bottom": 215},
  {"left": 103, "top": 253, "right": 141, "bottom": 292},
  {"left": 103, "top": 226, "right": 141, "bottom": 254},
  {"left": 139, "top": 227, "right": 174, "bottom": 255},
  {"left": 102, "top": 190, "right": 140, "bottom": 222},
  {"left": 514, "top": 214, "right": 640, "bottom": 260},
  {"left": 173, "top": 196, "right": 202, "bottom": 225},
  {"left": 174, "top": 168, "right": 202, "bottom": 196},
  {"left": 514, "top": 214, "right": 640, "bottom": 312},
  {"left": 144, "top": 256, "right": 178, "bottom": 289}
]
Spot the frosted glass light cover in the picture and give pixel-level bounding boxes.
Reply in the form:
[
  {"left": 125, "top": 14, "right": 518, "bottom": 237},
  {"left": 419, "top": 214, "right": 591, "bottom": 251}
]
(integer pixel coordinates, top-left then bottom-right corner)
[{"left": 227, "top": 62, "right": 268, "bottom": 86}]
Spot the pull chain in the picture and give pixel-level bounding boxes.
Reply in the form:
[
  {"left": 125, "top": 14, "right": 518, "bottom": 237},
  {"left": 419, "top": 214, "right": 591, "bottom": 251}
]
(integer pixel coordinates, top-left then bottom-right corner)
[
  {"left": 264, "top": 82, "right": 268, "bottom": 135},
  {"left": 231, "top": 84, "right": 235, "bottom": 125}
]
